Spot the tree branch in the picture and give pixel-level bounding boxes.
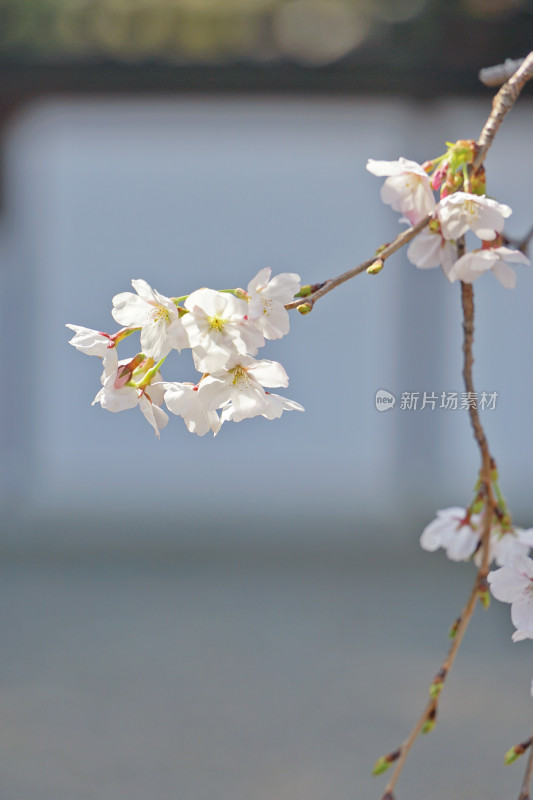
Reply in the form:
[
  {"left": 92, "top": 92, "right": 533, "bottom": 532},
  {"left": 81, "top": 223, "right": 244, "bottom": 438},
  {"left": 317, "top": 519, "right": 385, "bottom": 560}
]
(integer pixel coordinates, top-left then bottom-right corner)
[
  {"left": 474, "top": 50, "right": 533, "bottom": 170},
  {"left": 380, "top": 576, "right": 483, "bottom": 799},
  {"left": 284, "top": 215, "right": 431, "bottom": 312},
  {"left": 518, "top": 743, "right": 533, "bottom": 800}
]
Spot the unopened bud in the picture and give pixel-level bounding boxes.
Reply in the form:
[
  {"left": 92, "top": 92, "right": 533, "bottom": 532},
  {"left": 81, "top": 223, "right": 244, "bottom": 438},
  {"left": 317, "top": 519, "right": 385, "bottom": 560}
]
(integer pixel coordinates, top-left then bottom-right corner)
[
  {"left": 367, "top": 258, "right": 384, "bottom": 275},
  {"left": 296, "top": 284, "right": 313, "bottom": 297},
  {"left": 372, "top": 749, "right": 400, "bottom": 776},
  {"left": 449, "top": 615, "right": 461, "bottom": 638},
  {"left": 234, "top": 287, "right": 249, "bottom": 300},
  {"left": 421, "top": 707, "right": 437, "bottom": 735},
  {"left": 297, "top": 302, "right": 313, "bottom": 315},
  {"left": 372, "top": 756, "right": 391, "bottom": 776},
  {"left": 478, "top": 577, "right": 490, "bottom": 609},
  {"left": 504, "top": 739, "right": 532, "bottom": 765},
  {"left": 429, "top": 669, "right": 446, "bottom": 699}
]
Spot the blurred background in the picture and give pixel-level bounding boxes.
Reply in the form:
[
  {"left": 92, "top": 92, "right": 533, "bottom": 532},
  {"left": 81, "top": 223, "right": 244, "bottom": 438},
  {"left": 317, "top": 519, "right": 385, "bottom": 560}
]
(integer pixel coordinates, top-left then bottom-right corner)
[{"left": 1, "top": 2, "right": 533, "bottom": 799}]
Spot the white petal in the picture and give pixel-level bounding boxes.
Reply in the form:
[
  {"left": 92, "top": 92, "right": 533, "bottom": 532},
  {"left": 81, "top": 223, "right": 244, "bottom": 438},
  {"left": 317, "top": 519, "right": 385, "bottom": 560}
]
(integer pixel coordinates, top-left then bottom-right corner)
[
  {"left": 492, "top": 261, "right": 517, "bottom": 289},
  {"left": 488, "top": 565, "right": 530, "bottom": 602},
  {"left": 247, "top": 268, "right": 272, "bottom": 295},
  {"left": 247, "top": 359, "right": 289, "bottom": 388},
  {"left": 261, "top": 393, "right": 305, "bottom": 419},
  {"left": 510, "top": 593, "right": 533, "bottom": 639}
]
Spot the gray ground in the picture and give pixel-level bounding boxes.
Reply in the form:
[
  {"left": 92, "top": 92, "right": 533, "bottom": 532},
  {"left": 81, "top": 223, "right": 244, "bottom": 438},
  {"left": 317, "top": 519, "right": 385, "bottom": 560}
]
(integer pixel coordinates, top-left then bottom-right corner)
[{"left": 1, "top": 550, "right": 531, "bottom": 800}]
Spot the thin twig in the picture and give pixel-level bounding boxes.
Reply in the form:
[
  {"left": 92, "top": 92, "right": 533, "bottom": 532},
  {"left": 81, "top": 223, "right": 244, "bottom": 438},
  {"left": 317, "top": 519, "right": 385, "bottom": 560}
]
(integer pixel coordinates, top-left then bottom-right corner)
[
  {"left": 461, "top": 282, "right": 496, "bottom": 579},
  {"left": 381, "top": 577, "right": 482, "bottom": 798},
  {"left": 518, "top": 743, "right": 533, "bottom": 800},
  {"left": 461, "top": 285, "right": 494, "bottom": 480},
  {"left": 285, "top": 50, "right": 533, "bottom": 318},
  {"left": 284, "top": 215, "right": 431, "bottom": 312},
  {"left": 517, "top": 224, "right": 533, "bottom": 255},
  {"left": 372, "top": 52, "right": 532, "bottom": 800},
  {"left": 503, "top": 223, "right": 533, "bottom": 255},
  {"left": 381, "top": 282, "right": 495, "bottom": 797}
]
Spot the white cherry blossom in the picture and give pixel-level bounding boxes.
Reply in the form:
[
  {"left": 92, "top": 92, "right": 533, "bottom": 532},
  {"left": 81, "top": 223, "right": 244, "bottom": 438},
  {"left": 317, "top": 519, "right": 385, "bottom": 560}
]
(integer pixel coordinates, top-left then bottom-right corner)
[
  {"left": 183, "top": 288, "right": 264, "bottom": 373},
  {"left": 475, "top": 527, "right": 533, "bottom": 568},
  {"left": 66, "top": 324, "right": 116, "bottom": 357},
  {"left": 488, "top": 556, "right": 533, "bottom": 642},
  {"left": 406, "top": 225, "right": 457, "bottom": 279},
  {"left": 92, "top": 353, "right": 168, "bottom": 438},
  {"left": 420, "top": 507, "right": 480, "bottom": 562},
  {"left": 436, "top": 193, "right": 512, "bottom": 241},
  {"left": 199, "top": 355, "right": 291, "bottom": 423},
  {"left": 447, "top": 246, "right": 529, "bottom": 289},
  {"left": 247, "top": 268, "right": 300, "bottom": 339},
  {"left": 162, "top": 381, "right": 221, "bottom": 437},
  {"left": 221, "top": 391, "right": 304, "bottom": 422},
  {"left": 112, "top": 279, "right": 189, "bottom": 360},
  {"left": 366, "top": 157, "right": 435, "bottom": 224}
]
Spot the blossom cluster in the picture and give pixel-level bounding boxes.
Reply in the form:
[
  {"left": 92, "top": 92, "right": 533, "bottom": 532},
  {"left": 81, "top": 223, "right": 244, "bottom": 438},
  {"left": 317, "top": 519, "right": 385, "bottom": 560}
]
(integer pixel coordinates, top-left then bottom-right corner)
[
  {"left": 366, "top": 151, "right": 530, "bottom": 288},
  {"left": 67, "top": 269, "right": 304, "bottom": 437},
  {"left": 421, "top": 507, "right": 533, "bottom": 661}
]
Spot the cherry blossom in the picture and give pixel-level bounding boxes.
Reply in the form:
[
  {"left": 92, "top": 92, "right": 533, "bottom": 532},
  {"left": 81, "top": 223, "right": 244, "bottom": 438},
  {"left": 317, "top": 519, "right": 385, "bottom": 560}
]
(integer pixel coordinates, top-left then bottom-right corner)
[
  {"left": 259, "top": 393, "right": 305, "bottom": 420},
  {"left": 474, "top": 526, "right": 533, "bottom": 568},
  {"left": 199, "top": 355, "right": 294, "bottom": 423},
  {"left": 488, "top": 556, "right": 533, "bottom": 642},
  {"left": 406, "top": 223, "right": 457, "bottom": 278},
  {"left": 246, "top": 268, "right": 300, "bottom": 339},
  {"left": 420, "top": 507, "right": 480, "bottom": 562},
  {"left": 221, "top": 391, "right": 304, "bottom": 423},
  {"left": 436, "top": 192, "right": 512, "bottom": 241},
  {"left": 447, "top": 246, "right": 529, "bottom": 289},
  {"left": 162, "top": 381, "right": 221, "bottom": 437},
  {"left": 111, "top": 279, "right": 189, "bottom": 360},
  {"left": 66, "top": 324, "right": 116, "bottom": 357},
  {"left": 92, "top": 352, "right": 168, "bottom": 438},
  {"left": 183, "top": 288, "right": 264, "bottom": 373},
  {"left": 366, "top": 157, "right": 435, "bottom": 224}
]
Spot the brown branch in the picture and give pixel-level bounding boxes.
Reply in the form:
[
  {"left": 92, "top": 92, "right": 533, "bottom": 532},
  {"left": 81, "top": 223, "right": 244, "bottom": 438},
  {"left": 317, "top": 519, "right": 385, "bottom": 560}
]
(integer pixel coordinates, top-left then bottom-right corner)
[
  {"left": 285, "top": 215, "right": 431, "bottom": 312},
  {"left": 380, "top": 280, "right": 497, "bottom": 797},
  {"left": 474, "top": 50, "right": 533, "bottom": 170},
  {"left": 286, "top": 51, "right": 533, "bottom": 318},
  {"left": 517, "top": 224, "right": 533, "bottom": 255},
  {"left": 461, "top": 281, "right": 497, "bottom": 574},
  {"left": 503, "top": 223, "right": 533, "bottom": 255},
  {"left": 518, "top": 743, "right": 533, "bottom": 800},
  {"left": 381, "top": 575, "right": 483, "bottom": 798},
  {"left": 375, "top": 53, "right": 533, "bottom": 800}
]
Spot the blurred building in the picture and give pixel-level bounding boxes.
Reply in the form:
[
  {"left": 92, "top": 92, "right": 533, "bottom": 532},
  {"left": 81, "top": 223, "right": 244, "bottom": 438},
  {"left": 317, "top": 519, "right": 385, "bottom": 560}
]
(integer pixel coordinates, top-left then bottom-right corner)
[{"left": 1, "top": 0, "right": 532, "bottom": 555}]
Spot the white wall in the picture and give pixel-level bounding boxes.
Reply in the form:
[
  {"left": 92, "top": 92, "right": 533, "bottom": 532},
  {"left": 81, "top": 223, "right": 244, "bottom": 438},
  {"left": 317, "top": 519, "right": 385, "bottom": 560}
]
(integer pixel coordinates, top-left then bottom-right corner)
[{"left": 2, "top": 96, "right": 532, "bottom": 552}]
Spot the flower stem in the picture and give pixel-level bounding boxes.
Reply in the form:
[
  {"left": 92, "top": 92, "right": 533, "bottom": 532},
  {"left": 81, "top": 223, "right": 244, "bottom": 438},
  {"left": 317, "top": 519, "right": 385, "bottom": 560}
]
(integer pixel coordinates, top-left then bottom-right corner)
[{"left": 518, "top": 742, "right": 533, "bottom": 800}]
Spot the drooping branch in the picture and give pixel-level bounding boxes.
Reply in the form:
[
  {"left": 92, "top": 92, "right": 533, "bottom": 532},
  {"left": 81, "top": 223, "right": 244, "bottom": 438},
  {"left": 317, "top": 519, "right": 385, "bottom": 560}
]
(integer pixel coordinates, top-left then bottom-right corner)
[
  {"left": 518, "top": 744, "right": 533, "bottom": 800},
  {"left": 460, "top": 282, "right": 496, "bottom": 578},
  {"left": 378, "top": 282, "right": 495, "bottom": 799},
  {"left": 379, "top": 575, "right": 483, "bottom": 799},
  {"left": 285, "top": 50, "right": 533, "bottom": 318}
]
